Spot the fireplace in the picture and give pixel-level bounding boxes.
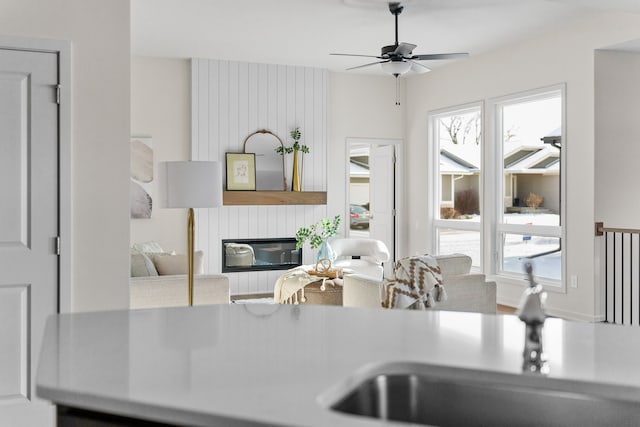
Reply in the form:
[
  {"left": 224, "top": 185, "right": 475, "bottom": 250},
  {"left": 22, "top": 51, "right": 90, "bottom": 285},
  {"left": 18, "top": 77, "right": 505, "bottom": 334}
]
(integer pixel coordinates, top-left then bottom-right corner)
[{"left": 221, "top": 238, "right": 302, "bottom": 273}]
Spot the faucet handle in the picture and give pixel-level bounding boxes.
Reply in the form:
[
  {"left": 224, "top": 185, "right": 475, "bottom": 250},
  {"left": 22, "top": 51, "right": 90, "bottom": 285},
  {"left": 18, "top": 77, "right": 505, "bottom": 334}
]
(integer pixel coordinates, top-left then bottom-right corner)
[
  {"left": 516, "top": 262, "right": 546, "bottom": 324},
  {"left": 524, "top": 261, "right": 537, "bottom": 288}
]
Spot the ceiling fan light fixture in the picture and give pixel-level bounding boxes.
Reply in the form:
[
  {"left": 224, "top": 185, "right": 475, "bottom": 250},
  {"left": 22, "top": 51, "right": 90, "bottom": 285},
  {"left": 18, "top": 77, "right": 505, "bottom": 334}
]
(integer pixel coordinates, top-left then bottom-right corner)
[
  {"left": 410, "top": 62, "right": 431, "bottom": 74},
  {"left": 381, "top": 60, "right": 411, "bottom": 76}
]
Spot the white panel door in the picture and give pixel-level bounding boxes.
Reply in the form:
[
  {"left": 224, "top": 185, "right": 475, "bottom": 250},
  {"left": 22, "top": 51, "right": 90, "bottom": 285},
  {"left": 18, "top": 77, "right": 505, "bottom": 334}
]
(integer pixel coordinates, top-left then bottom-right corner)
[
  {"left": 0, "top": 48, "right": 58, "bottom": 426},
  {"left": 369, "top": 145, "right": 395, "bottom": 278}
]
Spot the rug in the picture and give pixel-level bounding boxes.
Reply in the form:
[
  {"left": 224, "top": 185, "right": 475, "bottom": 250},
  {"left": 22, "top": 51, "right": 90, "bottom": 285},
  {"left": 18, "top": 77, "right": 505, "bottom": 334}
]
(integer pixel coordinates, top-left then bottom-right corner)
[{"left": 231, "top": 297, "right": 275, "bottom": 304}]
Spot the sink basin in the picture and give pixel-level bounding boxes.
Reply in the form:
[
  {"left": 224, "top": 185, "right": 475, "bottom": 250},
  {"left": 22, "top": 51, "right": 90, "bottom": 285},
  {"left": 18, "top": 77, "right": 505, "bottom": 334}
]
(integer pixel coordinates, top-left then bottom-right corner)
[{"left": 320, "top": 363, "right": 640, "bottom": 427}]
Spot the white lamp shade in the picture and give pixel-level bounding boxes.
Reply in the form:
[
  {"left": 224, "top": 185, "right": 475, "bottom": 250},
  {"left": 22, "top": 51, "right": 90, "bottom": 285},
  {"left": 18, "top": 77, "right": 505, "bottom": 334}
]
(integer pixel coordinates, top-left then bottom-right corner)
[
  {"left": 159, "top": 161, "right": 223, "bottom": 208},
  {"left": 381, "top": 60, "right": 411, "bottom": 76}
]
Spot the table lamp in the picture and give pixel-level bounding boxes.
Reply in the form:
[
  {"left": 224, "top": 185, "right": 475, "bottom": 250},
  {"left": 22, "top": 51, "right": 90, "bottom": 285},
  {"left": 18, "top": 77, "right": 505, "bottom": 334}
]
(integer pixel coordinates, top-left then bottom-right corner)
[{"left": 159, "top": 161, "right": 222, "bottom": 306}]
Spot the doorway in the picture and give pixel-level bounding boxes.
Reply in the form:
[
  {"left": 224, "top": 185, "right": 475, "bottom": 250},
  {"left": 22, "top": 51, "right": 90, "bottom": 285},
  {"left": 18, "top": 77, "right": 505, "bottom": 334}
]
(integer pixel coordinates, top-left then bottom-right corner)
[{"left": 346, "top": 138, "right": 400, "bottom": 278}]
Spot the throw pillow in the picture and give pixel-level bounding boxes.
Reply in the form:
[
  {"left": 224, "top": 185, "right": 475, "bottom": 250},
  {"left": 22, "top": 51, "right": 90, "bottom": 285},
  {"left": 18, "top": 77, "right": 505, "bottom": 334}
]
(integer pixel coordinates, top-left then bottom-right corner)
[
  {"left": 153, "top": 251, "right": 204, "bottom": 275},
  {"left": 132, "top": 241, "right": 165, "bottom": 256},
  {"left": 131, "top": 252, "right": 159, "bottom": 277}
]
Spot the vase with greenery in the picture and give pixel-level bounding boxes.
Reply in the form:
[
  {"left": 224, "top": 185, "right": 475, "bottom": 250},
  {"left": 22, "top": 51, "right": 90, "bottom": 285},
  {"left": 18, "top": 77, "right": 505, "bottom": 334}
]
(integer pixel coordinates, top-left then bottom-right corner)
[
  {"left": 296, "top": 215, "right": 341, "bottom": 264},
  {"left": 275, "top": 127, "right": 309, "bottom": 191}
]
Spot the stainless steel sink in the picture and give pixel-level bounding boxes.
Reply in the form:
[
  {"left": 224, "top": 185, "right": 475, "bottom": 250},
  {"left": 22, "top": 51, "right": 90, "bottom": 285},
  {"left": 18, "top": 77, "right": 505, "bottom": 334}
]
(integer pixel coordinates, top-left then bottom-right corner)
[{"left": 320, "top": 363, "right": 640, "bottom": 427}]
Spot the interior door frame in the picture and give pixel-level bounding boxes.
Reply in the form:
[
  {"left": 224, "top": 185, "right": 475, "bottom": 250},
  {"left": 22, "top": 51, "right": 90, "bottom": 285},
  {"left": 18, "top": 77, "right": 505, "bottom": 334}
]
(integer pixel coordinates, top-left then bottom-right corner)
[
  {"left": 0, "top": 36, "right": 71, "bottom": 313},
  {"left": 345, "top": 137, "right": 403, "bottom": 268}
]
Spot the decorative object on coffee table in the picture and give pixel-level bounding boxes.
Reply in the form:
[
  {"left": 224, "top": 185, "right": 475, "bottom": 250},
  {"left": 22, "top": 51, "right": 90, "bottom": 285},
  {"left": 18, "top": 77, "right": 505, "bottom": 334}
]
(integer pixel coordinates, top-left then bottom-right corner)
[
  {"left": 307, "top": 258, "right": 340, "bottom": 278},
  {"left": 295, "top": 215, "right": 341, "bottom": 264},
  {"left": 159, "top": 161, "right": 223, "bottom": 306}
]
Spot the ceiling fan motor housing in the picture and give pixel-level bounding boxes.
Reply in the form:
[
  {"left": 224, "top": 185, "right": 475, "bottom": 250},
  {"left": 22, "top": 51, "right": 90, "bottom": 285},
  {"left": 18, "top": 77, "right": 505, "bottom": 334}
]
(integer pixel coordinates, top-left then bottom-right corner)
[
  {"left": 389, "top": 2, "right": 403, "bottom": 15},
  {"left": 382, "top": 44, "right": 407, "bottom": 58},
  {"left": 330, "top": 0, "right": 468, "bottom": 75}
]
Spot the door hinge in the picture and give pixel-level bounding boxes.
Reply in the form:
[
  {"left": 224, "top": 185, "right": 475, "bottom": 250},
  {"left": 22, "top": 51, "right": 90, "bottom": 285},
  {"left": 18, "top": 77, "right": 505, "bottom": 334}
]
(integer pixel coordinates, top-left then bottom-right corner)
[
  {"left": 55, "top": 84, "right": 61, "bottom": 104},
  {"left": 55, "top": 236, "right": 61, "bottom": 256}
]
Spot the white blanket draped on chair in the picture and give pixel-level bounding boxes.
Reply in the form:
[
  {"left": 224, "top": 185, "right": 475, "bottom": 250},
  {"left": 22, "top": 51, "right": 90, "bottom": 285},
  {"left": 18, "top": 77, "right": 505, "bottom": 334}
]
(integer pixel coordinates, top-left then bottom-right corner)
[{"left": 383, "top": 255, "right": 447, "bottom": 310}]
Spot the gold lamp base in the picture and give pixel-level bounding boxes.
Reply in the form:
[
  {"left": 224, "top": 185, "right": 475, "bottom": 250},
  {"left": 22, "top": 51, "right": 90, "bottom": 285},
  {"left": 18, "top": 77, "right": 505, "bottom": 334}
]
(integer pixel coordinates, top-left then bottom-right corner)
[{"left": 187, "top": 207, "right": 195, "bottom": 306}]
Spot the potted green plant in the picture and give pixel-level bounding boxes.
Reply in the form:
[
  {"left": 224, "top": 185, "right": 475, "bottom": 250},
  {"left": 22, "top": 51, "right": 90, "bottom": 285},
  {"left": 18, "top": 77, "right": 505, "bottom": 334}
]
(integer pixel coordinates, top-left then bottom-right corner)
[
  {"left": 295, "top": 215, "right": 341, "bottom": 263},
  {"left": 275, "top": 127, "right": 309, "bottom": 191}
]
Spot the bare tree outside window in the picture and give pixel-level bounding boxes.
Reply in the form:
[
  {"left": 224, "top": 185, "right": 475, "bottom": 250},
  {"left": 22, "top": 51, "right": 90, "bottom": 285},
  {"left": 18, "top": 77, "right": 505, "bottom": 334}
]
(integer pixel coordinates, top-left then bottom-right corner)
[{"left": 441, "top": 112, "right": 481, "bottom": 145}]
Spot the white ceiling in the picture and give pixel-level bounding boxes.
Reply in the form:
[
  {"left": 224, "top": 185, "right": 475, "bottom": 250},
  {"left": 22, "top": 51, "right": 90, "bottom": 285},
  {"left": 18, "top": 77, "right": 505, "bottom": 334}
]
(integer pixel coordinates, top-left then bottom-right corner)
[{"left": 131, "top": 0, "right": 640, "bottom": 74}]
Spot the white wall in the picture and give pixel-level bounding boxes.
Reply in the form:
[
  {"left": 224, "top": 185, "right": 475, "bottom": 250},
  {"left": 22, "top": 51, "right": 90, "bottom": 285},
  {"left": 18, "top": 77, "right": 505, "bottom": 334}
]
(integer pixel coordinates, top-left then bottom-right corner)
[
  {"left": 191, "top": 59, "right": 328, "bottom": 295},
  {"left": 405, "top": 11, "right": 640, "bottom": 320},
  {"left": 0, "top": 0, "right": 130, "bottom": 311},
  {"left": 327, "top": 73, "right": 405, "bottom": 251},
  {"left": 595, "top": 50, "right": 640, "bottom": 228},
  {"left": 131, "top": 57, "right": 190, "bottom": 254}
]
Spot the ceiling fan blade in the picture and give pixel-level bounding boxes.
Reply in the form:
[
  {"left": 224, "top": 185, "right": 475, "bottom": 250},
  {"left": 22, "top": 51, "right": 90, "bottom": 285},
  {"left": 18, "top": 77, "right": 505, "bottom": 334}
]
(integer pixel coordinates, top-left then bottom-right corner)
[
  {"left": 411, "top": 53, "right": 469, "bottom": 61},
  {"left": 409, "top": 60, "right": 431, "bottom": 74},
  {"left": 394, "top": 42, "right": 417, "bottom": 57},
  {"left": 346, "top": 60, "right": 389, "bottom": 71},
  {"left": 330, "top": 53, "right": 383, "bottom": 59}
]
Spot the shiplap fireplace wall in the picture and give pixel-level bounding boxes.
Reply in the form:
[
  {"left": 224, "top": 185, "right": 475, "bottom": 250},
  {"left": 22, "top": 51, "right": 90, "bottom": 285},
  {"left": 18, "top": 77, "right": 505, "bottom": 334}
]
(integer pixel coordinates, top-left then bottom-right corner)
[{"left": 191, "top": 58, "right": 328, "bottom": 295}]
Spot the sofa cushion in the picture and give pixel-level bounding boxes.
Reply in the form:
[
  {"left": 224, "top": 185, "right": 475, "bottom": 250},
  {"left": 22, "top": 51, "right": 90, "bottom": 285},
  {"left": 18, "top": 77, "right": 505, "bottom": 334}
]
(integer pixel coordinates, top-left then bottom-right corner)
[
  {"left": 433, "top": 253, "right": 472, "bottom": 277},
  {"left": 153, "top": 251, "right": 204, "bottom": 275},
  {"left": 133, "top": 241, "right": 165, "bottom": 255},
  {"left": 131, "top": 252, "right": 159, "bottom": 277}
]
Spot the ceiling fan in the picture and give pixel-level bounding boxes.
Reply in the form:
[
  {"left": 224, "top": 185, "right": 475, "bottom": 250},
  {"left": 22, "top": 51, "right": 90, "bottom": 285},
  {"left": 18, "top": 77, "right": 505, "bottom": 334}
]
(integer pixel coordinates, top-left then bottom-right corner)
[{"left": 331, "top": 2, "right": 469, "bottom": 77}]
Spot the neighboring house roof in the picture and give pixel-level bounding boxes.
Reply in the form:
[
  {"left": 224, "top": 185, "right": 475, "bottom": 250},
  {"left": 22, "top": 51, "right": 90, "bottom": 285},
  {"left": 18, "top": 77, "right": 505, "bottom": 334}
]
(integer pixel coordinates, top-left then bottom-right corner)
[
  {"left": 439, "top": 145, "right": 560, "bottom": 175},
  {"left": 505, "top": 144, "right": 559, "bottom": 175},
  {"left": 440, "top": 149, "right": 478, "bottom": 175},
  {"left": 350, "top": 161, "right": 369, "bottom": 178},
  {"left": 440, "top": 127, "right": 561, "bottom": 176},
  {"left": 350, "top": 155, "right": 369, "bottom": 169},
  {"left": 503, "top": 146, "right": 542, "bottom": 168}
]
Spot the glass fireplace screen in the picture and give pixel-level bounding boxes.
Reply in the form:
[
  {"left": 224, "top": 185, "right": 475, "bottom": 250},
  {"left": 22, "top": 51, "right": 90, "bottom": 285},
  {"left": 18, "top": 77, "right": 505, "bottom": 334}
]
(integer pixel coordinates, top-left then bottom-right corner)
[{"left": 221, "top": 238, "right": 302, "bottom": 273}]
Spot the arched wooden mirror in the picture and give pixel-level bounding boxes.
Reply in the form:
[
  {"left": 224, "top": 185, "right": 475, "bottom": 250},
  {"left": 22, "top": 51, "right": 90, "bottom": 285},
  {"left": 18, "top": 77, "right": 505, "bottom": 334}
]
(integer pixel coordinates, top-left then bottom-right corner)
[{"left": 243, "top": 129, "right": 286, "bottom": 190}]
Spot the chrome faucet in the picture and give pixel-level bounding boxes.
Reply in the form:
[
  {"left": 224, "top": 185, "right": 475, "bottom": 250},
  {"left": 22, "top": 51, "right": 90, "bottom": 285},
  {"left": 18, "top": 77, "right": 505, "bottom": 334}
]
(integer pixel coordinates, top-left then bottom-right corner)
[{"left": 516, "top": 262, "right": 549, "bottom": 374}]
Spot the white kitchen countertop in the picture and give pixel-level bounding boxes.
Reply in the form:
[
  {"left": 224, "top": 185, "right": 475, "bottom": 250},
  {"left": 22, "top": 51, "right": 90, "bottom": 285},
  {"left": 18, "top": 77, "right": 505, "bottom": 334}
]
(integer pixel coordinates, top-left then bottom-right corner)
[{"left": 36, "top": 304, "right": 640, "bottom": 426}]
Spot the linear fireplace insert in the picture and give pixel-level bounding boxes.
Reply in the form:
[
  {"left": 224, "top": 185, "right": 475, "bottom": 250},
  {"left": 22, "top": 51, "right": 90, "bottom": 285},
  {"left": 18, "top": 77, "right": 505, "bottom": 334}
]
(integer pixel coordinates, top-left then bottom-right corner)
[{"left": 221, "top": 238, "right": 302, "bottom": 273}]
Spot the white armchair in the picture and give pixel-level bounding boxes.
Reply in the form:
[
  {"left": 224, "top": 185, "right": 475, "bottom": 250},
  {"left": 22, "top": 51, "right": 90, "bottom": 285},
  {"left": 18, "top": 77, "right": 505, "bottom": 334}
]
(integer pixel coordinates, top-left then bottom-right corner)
[
  {"left": 343, "top": 254, "right": 497, "bottom": 314},
  {"left": 331, "top": 238, "right": 390, "bottom": 279}
]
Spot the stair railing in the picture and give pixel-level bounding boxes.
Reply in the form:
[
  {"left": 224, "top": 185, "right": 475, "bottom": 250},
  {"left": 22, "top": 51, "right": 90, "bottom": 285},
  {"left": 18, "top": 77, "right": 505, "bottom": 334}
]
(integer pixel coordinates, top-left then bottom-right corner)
[{"left": 596, "top": 222, "right": 640, "bottom": 325}]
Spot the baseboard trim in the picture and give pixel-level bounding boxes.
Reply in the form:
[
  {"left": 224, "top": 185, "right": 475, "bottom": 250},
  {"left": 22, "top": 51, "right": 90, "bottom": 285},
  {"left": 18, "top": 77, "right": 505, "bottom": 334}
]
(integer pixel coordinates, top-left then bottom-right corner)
[{"left": 498, "top": 296, "right": 598, "bottom": 322}]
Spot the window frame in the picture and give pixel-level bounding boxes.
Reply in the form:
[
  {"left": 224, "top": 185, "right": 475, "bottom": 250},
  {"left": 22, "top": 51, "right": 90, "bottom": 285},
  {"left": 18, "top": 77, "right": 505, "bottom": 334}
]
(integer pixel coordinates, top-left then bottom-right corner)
[
  {"left": 428, "top": 102, "right": 484, "bottom": 270},
  {"left": 428, "top": 85, "right": 567, "bottom": 292},
  {"left": 488, "top": 85, "right": 566, "bottom": 291}
]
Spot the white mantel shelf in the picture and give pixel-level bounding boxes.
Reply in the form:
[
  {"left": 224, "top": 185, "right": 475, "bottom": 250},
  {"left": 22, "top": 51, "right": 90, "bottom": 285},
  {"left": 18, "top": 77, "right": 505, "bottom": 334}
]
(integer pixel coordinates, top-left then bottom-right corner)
[{"left": 37, "top": 305, "right": 640, "bottom": 426}]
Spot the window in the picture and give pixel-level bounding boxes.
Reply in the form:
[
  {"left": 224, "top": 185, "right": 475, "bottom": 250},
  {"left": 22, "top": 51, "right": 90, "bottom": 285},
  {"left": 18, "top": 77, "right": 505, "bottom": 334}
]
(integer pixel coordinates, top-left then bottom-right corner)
[
  {"left": 429, "top": 86, "right": 565, "bottom": 287},
  {"left": 496, "top": 89, "right": 563, "bottom": 283},
  {"left": 430, "top": 105, "right": 482, "bottom": 268}
]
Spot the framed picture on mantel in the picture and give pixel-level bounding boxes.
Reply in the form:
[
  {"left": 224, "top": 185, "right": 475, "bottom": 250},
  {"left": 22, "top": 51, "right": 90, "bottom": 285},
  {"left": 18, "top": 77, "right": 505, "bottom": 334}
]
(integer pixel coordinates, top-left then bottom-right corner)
[{"left": 226, "top": 153, "right": 256, "bottom": 191}]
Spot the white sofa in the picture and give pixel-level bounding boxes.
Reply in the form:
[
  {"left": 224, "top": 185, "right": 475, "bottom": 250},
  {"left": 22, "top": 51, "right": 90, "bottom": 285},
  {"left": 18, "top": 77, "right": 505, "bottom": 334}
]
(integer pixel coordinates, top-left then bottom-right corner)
[
  {"left": 343, "top": 254, "right": 497, "bottom": 314},
  {"left": 129, "top": 241, "right": 230, "bottom": 309},
  {"left": 130, "top": 274, "right": 230, "bottom": 309}
]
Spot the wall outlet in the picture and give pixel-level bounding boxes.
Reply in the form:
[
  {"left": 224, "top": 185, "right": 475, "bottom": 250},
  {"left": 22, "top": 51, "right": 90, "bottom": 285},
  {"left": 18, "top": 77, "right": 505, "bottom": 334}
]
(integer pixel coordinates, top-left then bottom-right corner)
[{"left": 570, "top": 275, "right": 578, "bottom": 288}]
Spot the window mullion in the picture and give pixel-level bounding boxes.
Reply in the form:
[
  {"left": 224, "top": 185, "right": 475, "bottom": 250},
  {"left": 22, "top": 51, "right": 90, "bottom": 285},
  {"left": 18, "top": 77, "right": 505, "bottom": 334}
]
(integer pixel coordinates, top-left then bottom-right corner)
[{"left": 497, "top": 223, "right": 561, "bottom": 237}]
